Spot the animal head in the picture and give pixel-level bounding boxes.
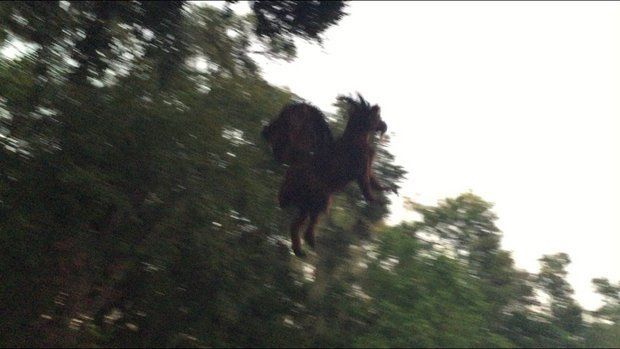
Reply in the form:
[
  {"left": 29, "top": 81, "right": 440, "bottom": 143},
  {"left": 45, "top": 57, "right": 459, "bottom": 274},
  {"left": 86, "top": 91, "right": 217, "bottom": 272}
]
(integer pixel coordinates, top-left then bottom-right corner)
[{"left": 337, "top": 93, "right": 387, "bottom": 137}]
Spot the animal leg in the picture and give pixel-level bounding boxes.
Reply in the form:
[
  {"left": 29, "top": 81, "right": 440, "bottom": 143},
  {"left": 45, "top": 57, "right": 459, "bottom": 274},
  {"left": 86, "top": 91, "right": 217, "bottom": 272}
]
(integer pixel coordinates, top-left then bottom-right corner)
[
  {"left": 358, "top": 175, "right": 376, "bottom": 203},
  {"left": 303, "top": 211, "right": 321, "bottom": 249},
  {"left": 290, "top": 210, "right": 308, "bottom": 257},
  {"left": 358, "top": 150, "right": 378, "bottom": 202},
  {"left": 278, "top": 169, "right": 296, "bottom": 208}
]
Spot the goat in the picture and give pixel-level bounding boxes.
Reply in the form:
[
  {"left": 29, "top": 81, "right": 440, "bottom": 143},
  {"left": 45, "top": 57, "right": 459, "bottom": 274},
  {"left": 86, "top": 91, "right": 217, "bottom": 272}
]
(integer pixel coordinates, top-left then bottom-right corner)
[{"left": 262, "top": 94, "right": 390, "bottom": 256}]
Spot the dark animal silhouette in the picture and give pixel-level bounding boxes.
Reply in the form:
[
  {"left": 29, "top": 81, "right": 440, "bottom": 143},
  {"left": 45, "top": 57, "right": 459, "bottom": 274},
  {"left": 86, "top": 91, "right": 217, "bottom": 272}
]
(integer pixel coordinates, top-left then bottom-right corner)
[{"left": 262, "top": 94, "right": 390, "bottom": 256}]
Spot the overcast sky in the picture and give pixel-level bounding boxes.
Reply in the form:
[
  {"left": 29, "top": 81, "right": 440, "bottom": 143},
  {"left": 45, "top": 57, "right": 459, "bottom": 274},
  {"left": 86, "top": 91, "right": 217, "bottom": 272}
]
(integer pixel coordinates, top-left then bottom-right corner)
[{"left": 251, "top": 1, "right": 620, "bottom": 310}]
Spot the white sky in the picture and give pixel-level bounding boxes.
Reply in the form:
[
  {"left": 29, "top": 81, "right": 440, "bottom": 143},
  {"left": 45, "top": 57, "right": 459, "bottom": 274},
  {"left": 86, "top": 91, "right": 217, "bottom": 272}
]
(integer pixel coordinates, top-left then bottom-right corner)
[{"left": 253, "top": 1, "right": 620, "bottom": 310}]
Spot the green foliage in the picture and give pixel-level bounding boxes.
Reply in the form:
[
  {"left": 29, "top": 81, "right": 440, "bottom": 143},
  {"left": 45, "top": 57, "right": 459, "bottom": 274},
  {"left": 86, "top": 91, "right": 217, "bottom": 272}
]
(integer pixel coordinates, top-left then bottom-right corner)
[
  {"left": 346, "top": 226, "right": 510, "bottom": 348},
  {"left": 0, "top": 1, "right": 347, "bottom": 85},
  {"left": 538, "top": 253, "right": 584, "bottom": 336},
  {"left": 585, "top": 278, "right": 620, "bottom": 347}
]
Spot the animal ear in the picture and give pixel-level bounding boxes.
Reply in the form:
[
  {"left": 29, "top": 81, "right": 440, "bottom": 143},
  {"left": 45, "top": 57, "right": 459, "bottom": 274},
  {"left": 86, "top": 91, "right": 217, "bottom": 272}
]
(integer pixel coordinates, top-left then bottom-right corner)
[
  {"left": 336, "top": 95, "right": 356, "bottom": 112},
  {"left": 337, "top": 95, "right": 354, "bottom": 106},
  {"left": 356, "top": 93, "right": 372, "bottom": 109}
]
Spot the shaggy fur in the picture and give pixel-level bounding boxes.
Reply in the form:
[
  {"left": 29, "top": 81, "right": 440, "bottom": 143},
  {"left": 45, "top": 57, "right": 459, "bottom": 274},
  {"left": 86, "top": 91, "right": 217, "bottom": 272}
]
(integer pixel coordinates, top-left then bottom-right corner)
[{"left": 262, "top": 94, "right": 389, "bottom": 256}]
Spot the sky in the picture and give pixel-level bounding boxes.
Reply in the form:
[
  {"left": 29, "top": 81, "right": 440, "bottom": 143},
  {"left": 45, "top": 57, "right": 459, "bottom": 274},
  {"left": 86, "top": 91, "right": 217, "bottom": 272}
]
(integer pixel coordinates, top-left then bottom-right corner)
[{"left": 250, "top": 1, "right": 620, "bottom": 310}]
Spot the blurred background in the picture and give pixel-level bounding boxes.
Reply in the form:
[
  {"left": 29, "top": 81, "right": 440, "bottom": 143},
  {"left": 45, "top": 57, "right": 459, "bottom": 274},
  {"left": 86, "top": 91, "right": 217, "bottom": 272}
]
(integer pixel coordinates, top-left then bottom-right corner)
[{"left": 1, "top": 1, "right": 618, "bottom": 347}]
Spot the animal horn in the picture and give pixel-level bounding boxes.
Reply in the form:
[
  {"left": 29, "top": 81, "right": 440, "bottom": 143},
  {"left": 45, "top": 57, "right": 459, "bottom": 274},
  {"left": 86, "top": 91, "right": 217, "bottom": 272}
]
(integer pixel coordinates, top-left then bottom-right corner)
[
  {"left": 356, "top": 93, "right": 369, "bottom": 109},
  {"left": 336, "top": 95, "right": 357, "bottom": 112},
  {"left": 337, "top": 95, "right": 355, "bottom": 105}
]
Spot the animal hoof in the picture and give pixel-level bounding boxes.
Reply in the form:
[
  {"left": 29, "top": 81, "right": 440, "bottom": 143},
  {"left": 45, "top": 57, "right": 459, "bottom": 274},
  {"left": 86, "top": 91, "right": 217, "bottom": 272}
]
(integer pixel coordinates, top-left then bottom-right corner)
[
  {"left": 293, "top": 247, "right": 306, "bottom": 258},
  {"left": 304, "top": 235, "right": 316, "bottom": 249},
  {"left": 304, "top": 233, "right": 316, "bottom": 250}
]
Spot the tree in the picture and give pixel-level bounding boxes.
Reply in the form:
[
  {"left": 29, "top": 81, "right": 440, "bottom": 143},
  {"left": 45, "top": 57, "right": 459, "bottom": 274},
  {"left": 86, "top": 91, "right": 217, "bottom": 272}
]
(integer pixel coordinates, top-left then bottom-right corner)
[
  {"left": 340, "top": 224, "right": 513, "bottom": 347},
  {"left": 0, "top": 1, "right": 347, "bottom": 85},
  {"left": 591, "top": 278, "right": 620, "bottom": 323},
  {"left": 537, "top": 253, "right": 584, "bottom": 343},
  {"left": 0, "top": 2, "right": 349, "bottom": 346},
  {"left": 585, "top": 278, "right": 620, "bottom": 347},
  {"left": 407, "top": 194, "right": 537, "bottom": 326}
]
